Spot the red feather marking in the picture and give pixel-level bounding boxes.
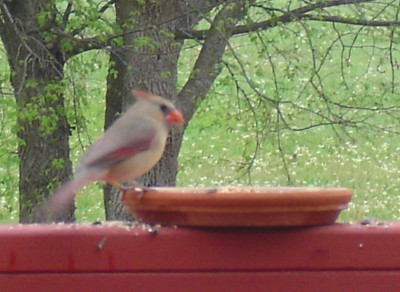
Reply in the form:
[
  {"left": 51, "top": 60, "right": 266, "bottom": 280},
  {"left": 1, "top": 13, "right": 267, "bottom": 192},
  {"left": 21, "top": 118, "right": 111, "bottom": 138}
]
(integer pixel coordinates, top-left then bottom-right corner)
[
  {"left": 133, "top": 89, "right": 153, "bottom": 99},
  {"left": 104, "top": 147, "right": 138, "bottom": 160},
  {"left": 86, "top": 146, "right": 141, "bottom": 169},
  {"left": 86, "top": 130, "right": 155, "bottom": 169}
]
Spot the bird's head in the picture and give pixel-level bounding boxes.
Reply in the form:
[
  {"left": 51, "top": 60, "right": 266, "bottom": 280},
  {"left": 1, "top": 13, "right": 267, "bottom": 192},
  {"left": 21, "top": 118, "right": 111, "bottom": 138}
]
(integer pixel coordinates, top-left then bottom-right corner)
[{"left": 133, "top": 89, "right": 184, "bottom": 125}]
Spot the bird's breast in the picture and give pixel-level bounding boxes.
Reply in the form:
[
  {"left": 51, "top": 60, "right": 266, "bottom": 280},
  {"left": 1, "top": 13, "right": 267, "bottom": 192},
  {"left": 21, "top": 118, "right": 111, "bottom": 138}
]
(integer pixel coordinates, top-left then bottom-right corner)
[{"left": 105, "top": 129, "right": 168, "bottom": 182}]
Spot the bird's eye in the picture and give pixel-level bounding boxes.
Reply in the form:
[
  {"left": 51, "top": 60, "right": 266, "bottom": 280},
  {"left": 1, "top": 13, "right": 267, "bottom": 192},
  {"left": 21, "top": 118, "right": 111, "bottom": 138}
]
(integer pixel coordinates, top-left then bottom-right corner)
[{"left": 160, "top": 104, "right": 169, "bottom": 114}]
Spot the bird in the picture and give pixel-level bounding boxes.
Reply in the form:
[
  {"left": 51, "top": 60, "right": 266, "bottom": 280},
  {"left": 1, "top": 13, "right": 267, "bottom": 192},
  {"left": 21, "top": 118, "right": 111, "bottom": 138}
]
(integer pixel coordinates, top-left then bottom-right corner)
[{"left": 37, "top": 89, "right": 184, "bottom": 221}]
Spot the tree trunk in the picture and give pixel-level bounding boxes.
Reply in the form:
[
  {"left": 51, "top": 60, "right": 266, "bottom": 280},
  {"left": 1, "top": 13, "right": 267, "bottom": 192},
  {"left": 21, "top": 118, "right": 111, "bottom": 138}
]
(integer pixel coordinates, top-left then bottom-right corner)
[
  {"left": 103, "top": 51, "right": 128, "bottom": 220},
  {"left": 0, "top": 1, "right": 74, "bottom": 222},
  {"left": 103, "top": 0, "right": 249, "bottom": 220},
  {"left": 104, "top": 0, "right": 187, "bottom": 220}
]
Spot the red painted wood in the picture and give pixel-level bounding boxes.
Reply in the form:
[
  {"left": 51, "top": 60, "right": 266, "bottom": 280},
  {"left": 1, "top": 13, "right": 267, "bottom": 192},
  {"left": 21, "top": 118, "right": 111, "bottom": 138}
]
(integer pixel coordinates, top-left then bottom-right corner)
[
  {"left": 1, "top": 272, "right": 400, "bottom": 292},
  {"left": 1, "top": 223, "right": 400, "bottom": 272},
  {"left": 1, "top": 222, "right": 400, "bottom": 290}
]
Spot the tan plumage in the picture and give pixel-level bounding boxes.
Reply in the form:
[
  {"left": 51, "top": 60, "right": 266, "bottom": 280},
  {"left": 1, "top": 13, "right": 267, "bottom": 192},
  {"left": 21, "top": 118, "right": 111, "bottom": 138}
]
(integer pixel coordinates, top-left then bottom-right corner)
[{"left": 38, "top": 89, "right": 183, "bottom": 220}]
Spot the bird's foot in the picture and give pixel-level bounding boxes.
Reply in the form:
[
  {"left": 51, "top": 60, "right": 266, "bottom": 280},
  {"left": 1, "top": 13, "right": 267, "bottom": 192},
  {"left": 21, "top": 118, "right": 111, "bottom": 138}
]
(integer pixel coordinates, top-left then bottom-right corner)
[{"left": 118, "top": 184, "right": 157, "bottom": 200}]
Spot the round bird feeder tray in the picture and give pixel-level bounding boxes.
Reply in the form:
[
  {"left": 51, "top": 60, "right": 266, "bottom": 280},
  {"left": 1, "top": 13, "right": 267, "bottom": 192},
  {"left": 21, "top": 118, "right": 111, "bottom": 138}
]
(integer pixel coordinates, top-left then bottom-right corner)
[{"left": 122, "top": 187, "right": 352, "bottom": 227}]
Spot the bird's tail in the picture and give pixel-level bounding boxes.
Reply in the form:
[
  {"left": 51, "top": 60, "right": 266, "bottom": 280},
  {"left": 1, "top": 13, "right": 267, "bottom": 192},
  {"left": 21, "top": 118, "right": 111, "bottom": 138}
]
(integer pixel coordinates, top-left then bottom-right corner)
[{"left": 34, "top": 175, "right": 90, "bottom": 222}]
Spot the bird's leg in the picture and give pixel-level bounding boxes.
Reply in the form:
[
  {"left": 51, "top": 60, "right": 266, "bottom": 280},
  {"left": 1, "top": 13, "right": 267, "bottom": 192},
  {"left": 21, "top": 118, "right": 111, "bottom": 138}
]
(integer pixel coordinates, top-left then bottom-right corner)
[
  {"left": 117, "top": 181, "right": 153, "bottom": 200},
  {"left": 117, "top": 183, "right": 140, "bottom": 200}
]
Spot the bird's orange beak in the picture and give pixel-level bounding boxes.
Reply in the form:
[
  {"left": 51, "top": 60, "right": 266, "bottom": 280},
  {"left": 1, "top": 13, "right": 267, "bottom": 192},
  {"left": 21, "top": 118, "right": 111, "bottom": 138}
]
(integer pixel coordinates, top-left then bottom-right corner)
[{"left": 167, "top": 109, "right": 184, "bottom": 125}]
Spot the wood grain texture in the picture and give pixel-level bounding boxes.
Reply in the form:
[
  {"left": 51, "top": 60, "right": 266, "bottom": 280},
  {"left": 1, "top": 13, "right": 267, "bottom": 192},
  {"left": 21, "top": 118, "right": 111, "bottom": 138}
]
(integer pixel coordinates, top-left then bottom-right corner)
[{"left": 0, "top": 222, "right": 399, "bottom": 291}]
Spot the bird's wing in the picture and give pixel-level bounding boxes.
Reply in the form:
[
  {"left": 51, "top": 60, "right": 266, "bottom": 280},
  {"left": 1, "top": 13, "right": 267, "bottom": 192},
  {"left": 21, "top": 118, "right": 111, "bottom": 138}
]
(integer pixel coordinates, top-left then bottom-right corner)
[{"left": 79, "top": 122, "right": 158, "bottom": 171}]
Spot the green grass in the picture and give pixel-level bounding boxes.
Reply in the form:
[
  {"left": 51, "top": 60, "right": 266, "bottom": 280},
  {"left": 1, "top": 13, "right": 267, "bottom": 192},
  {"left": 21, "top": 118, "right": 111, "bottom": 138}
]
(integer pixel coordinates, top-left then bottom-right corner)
[
  {"left": 176, "top": 18, "right": 400, "bottom": 222},
  {"left": 179, "top": 115, "right": 400, "bottom": 221},
  {"left": 1, "top": 9, "right": 400, "bottom": 223}
]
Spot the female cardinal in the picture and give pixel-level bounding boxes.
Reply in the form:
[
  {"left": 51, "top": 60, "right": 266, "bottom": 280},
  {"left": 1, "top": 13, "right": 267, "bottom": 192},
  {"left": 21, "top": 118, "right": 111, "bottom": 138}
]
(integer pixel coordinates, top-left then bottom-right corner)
[{"left": 38, "top": 89, "right": 184, "bottom": 221}]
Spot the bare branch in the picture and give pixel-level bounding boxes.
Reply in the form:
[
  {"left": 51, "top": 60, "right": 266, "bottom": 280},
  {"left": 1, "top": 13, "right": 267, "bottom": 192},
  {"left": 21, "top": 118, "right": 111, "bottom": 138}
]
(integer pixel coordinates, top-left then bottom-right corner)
[
  {"left": 222, "top": 60, "right": 261, "bottom": 185},
  {"left": 66, "top": 0, "right": 116, "bottom": 37},
  {"left": 283, "top": 0, "right": 375, "bottom": 14},
  {"left": 304, "top": 14, "right": 400, "bottom": 27},
  {"left": 388, "top": 3, "right": 400, "bottom": 93},
  {"left": 99, "top": 0, "right": 116, "bottom": 14},
  {"left": 176, "top": 0, "right": 396, "bottom": 40},
  {"left": 178, "top": 1, "right": 253, "bottom": 121},
  {"left": 62, "top": 0, "right": 227, "bottom": 56},
  {"left": 62, "top": 2, "right": 73, "bottom": 30}
]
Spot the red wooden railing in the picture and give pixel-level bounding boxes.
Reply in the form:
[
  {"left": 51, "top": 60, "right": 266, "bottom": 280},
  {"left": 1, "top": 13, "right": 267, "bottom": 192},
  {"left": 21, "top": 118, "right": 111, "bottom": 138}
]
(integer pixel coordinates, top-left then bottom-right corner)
[{"left": 1, "top": 222, "right": 400, "bottom": 291}]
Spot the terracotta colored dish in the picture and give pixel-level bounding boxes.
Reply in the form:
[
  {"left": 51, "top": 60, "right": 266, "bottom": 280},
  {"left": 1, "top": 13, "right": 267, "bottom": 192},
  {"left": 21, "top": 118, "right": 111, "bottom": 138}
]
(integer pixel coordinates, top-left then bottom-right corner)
[{"left": 122, "top": 187, "right": 353, "bottom": 227}]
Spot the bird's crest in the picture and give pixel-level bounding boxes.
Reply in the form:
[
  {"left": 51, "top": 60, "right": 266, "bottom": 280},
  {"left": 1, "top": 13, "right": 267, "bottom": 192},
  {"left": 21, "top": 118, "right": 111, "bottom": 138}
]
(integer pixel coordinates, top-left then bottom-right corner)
[{"left": 133, "top": 89, "right": 156, "bottom": 100}]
